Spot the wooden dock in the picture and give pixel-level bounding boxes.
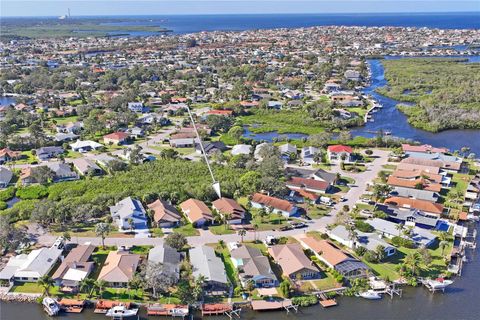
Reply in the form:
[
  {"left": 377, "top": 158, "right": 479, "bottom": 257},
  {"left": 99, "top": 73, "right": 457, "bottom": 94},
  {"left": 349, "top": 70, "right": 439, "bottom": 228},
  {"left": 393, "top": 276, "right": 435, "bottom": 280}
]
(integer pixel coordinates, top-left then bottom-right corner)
[
  {"left": 318, "top": 292, "right": 337, "bottom": 308},
  {"left": 201, "top": 303, "right": 233, "bottom": 316},
  {"left": 94, "top": 300, "right": 130, "bottom": 314},
  {"left": 58, "top": 298, "right": 86, "bottom": 313},
  {"left": 250, "top": 299, "right": 298, "bottom": 313}
]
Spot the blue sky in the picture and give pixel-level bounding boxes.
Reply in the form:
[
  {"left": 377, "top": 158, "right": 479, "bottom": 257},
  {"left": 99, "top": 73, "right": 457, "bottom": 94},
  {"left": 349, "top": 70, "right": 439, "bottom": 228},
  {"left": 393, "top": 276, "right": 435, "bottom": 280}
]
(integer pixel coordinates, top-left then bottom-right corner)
[{"left": 2, "top": 1, "right": 479, "bottom": 17}]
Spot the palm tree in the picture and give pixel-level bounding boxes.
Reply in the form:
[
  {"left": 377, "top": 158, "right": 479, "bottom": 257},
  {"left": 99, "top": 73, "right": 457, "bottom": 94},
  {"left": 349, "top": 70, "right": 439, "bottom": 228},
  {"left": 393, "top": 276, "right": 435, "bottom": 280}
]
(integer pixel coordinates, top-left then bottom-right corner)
[
  {"left": 404, "top": 252, "right": 422, "bottom": 276},
  {"left": 38, "top": 275, "right": 54, "bottom": 296},
  {"left": 238, "top": 229, "right": 247, "bottom": 243},
  {"left": 372, "top": 184, "right": 393, "bottom": 209},
  {"left": 395, "top": 223, "right": 404, "bottom": 237},
  {"left": 127, "top": 217, "right": 135, "bottom": 233},
  {"left": 95, "top": 223, "right": 111, "bottom": 248},
  {"left": 346, "top": 224, "right": 358, "bottom": 249},
  {"left": 253, "top": 223, "right": 259, "bottom": 241},
  {"left": 375, "top": 245, "right": 386, "bottom": 262},
  {"left": 438, "top": 232, "right": 450, "bottom": 257},
  {"left": 95, "top": 279, "right": 107, "bottom": 299}
]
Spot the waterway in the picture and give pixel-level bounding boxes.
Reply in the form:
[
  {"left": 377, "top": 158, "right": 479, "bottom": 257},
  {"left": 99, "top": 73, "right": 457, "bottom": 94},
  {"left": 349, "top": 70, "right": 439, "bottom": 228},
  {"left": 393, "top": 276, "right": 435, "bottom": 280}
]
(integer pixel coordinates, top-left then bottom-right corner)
[{"left": 351, "top": 56, "right": 480, "bottom": 155}]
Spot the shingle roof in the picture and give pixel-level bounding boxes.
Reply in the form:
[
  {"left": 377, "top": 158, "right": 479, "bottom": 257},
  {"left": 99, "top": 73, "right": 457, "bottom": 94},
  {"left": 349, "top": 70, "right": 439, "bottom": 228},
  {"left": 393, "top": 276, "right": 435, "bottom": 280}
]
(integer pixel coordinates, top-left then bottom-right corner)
[
  {"left": 252, "top": 193, "right": 294, "bottom": 212},
  {"left": 147, "top": 199, "right": 181, "bottom": 224},
  {"left": 190, "top": 246, "right": 228, "bottom": 284}
]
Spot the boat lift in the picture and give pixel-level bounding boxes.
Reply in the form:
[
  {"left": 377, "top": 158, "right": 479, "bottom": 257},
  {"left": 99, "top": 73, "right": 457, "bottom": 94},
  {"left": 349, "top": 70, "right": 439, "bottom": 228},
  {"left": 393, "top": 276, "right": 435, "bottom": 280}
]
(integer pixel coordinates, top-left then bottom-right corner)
[{"left": 186, "top": 104, "right": 221, "bottom": 199}]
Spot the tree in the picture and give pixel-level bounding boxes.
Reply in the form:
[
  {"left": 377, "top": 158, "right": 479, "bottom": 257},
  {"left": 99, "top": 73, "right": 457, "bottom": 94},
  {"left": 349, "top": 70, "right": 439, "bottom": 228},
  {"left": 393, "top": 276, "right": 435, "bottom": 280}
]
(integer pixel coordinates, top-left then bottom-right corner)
[
  {"left": 95, "top": 279, "right": 107, "bottom": 298},
  {"left": 128, "top": 145, "right": 144, "bottom": 165},
  {"left": 95, "top": 223, "right": 111, "bottom": 248},
  {"left": 165, "top": 232, "right": 187, "bottom": 251},
  {"left": 244, "top": 279, "right": 255, "bottom": 295},
  {"left": 346, "top": 224, "right": 358, "bottom": 249},
  {"left": 31, "top": 166, "right": 55, "bottom": 184},
  {"left": 374, "top": 245, "right": 386, "bottom": 262},
  {"left": 239, "top": 171, "right": 262, "bottom": 195},
  {"left": 238, "top": 229, "right": 247, "bottom": 243},
  {"left": 192, "top": 275, "right": 205, "bottom": 301},
  {"left": 144, "top": 261, "right": 177, "bottom": 298},
  {"left": 372, "top": 184, "right": 392, "bottom": 208},
  {"left": 395, "top": 223, "right": 404, "bottom": 237},
  {"left": 228, "top": 126, "right": 244, "bottom": 142},
  {"left": 403, "top": 252, "right": 422, "bottom": 276},
  {"left": 38, "top": 275, "right": 54, "bottom": 296},
  {"left": 62, "top": 231, "right": 71, "bottom": 242},
  {"left": 160, "top": 148, "right": 179, "bottom": 160},
  {"left": 279, "top": 280, "right": 291, "bottom": 298}
]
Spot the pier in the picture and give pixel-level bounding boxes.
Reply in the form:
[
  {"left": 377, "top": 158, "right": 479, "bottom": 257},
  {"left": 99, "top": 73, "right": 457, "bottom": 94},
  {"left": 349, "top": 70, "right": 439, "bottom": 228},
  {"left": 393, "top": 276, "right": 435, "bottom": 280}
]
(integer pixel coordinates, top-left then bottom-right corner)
[{"left": 250, "top": 299, "right": 298, "bottom": 313}]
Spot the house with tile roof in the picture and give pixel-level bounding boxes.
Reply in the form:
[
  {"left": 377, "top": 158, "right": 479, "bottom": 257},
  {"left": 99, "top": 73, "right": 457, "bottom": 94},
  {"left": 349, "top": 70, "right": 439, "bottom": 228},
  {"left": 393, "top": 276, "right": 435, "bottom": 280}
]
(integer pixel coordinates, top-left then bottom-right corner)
[
  {"left": 268, "top": 244, "right": 320, "bottom": 280},
  {"left": 52, "top": 244, "right": 96, "bottom": 291},
  {"left": 384, "top": 197, "right": 444, "bottom": 216},
  {"left": 147, "top": 199, "right": 181, "bottom": 227},
  {"left": 230, "top": 244, "right": 278, "bottom": 288},
  {"left": 212, "top": 197, "right": 245, "bottom": 225},
  {"left": 97, "top": 249, "right": 140, "bottom": 287},
  {"left": 251, "top": 193, "right": 299, "bottom": 217},
  {"left": 327, "top": 145, "right": 353, "bottom": 163},
  {"left": 180, "top": 198, "right": 213, "bottom": 227}
]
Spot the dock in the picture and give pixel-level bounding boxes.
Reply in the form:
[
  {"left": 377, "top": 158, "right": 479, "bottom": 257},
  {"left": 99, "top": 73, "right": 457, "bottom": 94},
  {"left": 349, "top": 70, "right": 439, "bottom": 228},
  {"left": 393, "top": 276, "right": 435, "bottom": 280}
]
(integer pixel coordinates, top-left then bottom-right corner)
[
  {"left": 58, "top": 298, "right": 86, "bottom": 313},
  {"left": 94, "top": 300, "right": 130, "bottom": 313},
  {"left": 250, "top": 299, "right": 298, "bottom": 313},
  {"left": 318, "top": 292, "right": 337, "bottom": 308},
  {"left": 147, "top": 304, "right": 189, "bottom": 318},
  {"left": 201, "top": 303, "right": 233, "bottom": 316}
]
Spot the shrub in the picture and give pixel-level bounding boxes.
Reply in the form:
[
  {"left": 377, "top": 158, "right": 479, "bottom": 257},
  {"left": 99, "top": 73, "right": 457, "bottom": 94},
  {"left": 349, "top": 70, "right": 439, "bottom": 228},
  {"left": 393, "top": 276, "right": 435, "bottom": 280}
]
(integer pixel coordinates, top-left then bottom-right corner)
[
  {"left": 0, "top": 201, "right": 7, "bottom": 210},
  {"left": 16, "top": 185, "right": 49, "bottom": 200},
  {"left": 391, "top": 236, "right": 415, "bottom": 248},
  {"left": 355, "top": 220, "right": 374, "bottom": 233},
  {"left": 355, "top": 246, "right": 367, "bottom": 257},
  {"left": 291, "top": 295, "right": 318, "bottom": 307},
  {"left": 0, "top": 187, "right": 16, "bottom": 202},
  {"left": 363, "top": 250, "right": 379, "bottom": 263}
]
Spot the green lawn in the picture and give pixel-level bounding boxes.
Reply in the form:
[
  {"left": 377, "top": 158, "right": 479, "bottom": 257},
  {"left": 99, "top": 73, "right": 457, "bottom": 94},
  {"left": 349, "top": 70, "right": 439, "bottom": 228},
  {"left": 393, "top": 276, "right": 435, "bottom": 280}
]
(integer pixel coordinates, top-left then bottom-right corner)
[
  {"left": 130, "top": 245, "right": 153, "bottom": 256},
  {"left": 212, "top": 244, "right": 239, "bottom": 288},
  {"left": 306, "top": 204, "right": 331, "bottom": 219},
  {"left": 172, "top": 223, "right": 200, "bottom": 236},
  {"left": 311, "top": 273, "right": 341, "bottom": 291},
  {"left": 11, "top": 282, "right": 44, "bottom": 294},
  {"left": 150, "top": 227, "right": 164, "bottom": 238},
  {"left": 209, "top": 225, "right": 235, "bottom": 235},
  {"left": 51, "top": 115, "right": 79, "bottom": 125}
]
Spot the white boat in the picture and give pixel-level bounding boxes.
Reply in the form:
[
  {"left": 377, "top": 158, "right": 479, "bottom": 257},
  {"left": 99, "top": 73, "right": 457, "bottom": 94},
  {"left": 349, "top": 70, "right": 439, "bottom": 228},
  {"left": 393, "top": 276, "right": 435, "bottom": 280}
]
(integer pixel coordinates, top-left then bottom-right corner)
[
  {"left": 358, "top": 290, "right": 382, "bottom": 300},
  {"left": 106, "top": 305, "right": 139, "bottom": 318},
  {"left": 426, "top": 278, "right": 454, "bottom": 290},
  {"left": 43, "top": 297, "right": 61, "bottom": 316}
]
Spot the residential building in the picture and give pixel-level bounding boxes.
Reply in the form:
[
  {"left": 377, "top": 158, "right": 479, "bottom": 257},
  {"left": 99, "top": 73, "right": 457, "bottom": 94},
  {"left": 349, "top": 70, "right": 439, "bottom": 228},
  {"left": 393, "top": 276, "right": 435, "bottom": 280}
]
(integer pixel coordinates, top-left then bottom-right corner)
[
  {"left": 212, "top": 197, "right": 245, "bottom": 225},
  {"left": 299, "top": 236, "right": 369, "bottom": 279},
  {"left": 195, "top": 141, "right": 227, "bottom": 155},
  {"left": 327, "top": 145, "right": 353, "bottom": 163},
  {"left": 230, "top": 244, "right": 278, "bottom": 288},
  {"left": 0, "top": 148, "right": 22, "bottom": 163},
  {"left": 286, "top": 176, "right": 331, "bottom": 194},
  {"left": 367, "top": 218, "right": 437, "bottom": 247},
  {"left": 231, "top": 144, "right": 252, "bottom": 156},
  {"left": 384, "top": 197, "right": 444, "bottom": 216},
  {"left": 110, "top": 197, "right": 148, "bottom": 231},
  {"left": 300, "top": 146, "right": 319, "bottom": 164},
  {"left": 97, "top": 249, "right": 141, "bottom": 287},
  {"left": 46, "top": 162, "right": 79, "bottom": 182},
  {"left": 36, "top": 146, "right": 64, "bottom": 161},
  {"left": 69, "top": 140, "right": 103, "bottom": 152},
  {"left": 147, "top": 199, "right": 181, "bottom": 227},
  {"left": 71, "top": 158, "right": 104, "bottom": 176},
  {"left": 148, "top": 244, "right": 182, "bottom": 282},
  {"left": 52, "top": 244, "right": 96, "bottom": 292},
  {"left": 190, "top": 246, "right": 229, "bottom": 294},
  {"left": 251, "top": 193, "right": 299, "bottom": 217},
  {"left": 103, "top": 132, "right": 130, "bottom": 145},
  {"left": 180, "top": 198, "right": 213, "bottom": 227},
  {"left": 376, "top": 204, "right": 439, "bottom": 229},
  {"left": 0, "top": 166, "right": 13, "bottom": 188},
  {"left": 268, "top": 244, "right": 321, "bottom": 280}
]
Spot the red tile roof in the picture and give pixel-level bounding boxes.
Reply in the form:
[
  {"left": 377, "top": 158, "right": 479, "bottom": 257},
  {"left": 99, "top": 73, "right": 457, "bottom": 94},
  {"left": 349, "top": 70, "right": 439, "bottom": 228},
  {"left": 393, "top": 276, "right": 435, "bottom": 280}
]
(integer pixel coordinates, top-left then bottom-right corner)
[
  {"left": 252, "top": 193, "right": 294, "bottom": 212},
  {"left": 384, "top": 197, "right": 444, "bottom": 215},
  {"left": 327, "top": 145, "right": 353, "bottom": 153},
  {"left": 286, "top": 177, "right": 330, "bottom": 192},
  {"left": 104, "top": 132, "right": 129, "bottom": 141}
]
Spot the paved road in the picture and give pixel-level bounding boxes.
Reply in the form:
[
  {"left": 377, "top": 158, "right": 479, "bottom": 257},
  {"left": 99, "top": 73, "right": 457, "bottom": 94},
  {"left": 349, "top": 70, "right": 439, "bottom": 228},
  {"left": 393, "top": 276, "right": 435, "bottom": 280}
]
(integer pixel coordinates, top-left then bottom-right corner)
[{"left": 35, "top": 149, "right": 391, "bottom": 247}]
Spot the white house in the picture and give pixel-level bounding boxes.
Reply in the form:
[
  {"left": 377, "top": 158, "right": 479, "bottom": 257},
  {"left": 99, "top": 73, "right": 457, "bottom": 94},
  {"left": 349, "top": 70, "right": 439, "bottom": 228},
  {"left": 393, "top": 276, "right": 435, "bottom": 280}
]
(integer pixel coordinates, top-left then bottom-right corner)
[
  {"left": 327, "top": 145, "right": 353, "bottom": 163},
  {"left": 301, "top": 146, "right": 319, "bottom": 164},
  {"left": 231, "top": 144, "right": 252, "bottom": 156},
  {"left": 70, "top": 140, "right": 103, "bottom": 152},
  {"left": 251, "top": 193, "right": 299, "bottom": 217},
  {"left": 110, "top": 197, "right": 148, "bottom": 231}
]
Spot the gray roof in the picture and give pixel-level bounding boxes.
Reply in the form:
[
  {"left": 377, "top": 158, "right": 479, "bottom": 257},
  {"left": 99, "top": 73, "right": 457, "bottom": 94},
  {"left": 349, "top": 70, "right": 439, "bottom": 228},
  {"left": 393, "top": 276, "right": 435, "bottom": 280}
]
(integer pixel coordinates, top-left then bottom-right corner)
[
  {"left": 330, "top": 225, "right": 396, "bottom": 252},
  {"left": 279, "top": 143, "right": 297, "bottom": 155},
  {"left": 391, "top": 186, "right": 438, "bottom": 202},
  {"left": 0, "top": 166, "right": 13, "bottom": 185},
  {"left": 367, "top": 218, "right": 437, "bottom": 247},
  {"left": 110, "top": 197, "right": 146, "bottom": 220},
  {"left": 406, "top": 151, "right": 460, "bottom": 163},
  {"left": 313, "top": 169, "right": 337, "bottom": 184},
  {"left": 71, "top": 158, "right": 102, "bottom": 175},
  {"left": 230, "top": 245, "right": 276, "bottom": 280},
  {"left": 46, "top": 162, "right": 78, "bottom": 180},
  {"left": 190, "top": 246, "right": 228, "bottom": 284},
  {"left": 377, "top": 204, "right": 439, "bottom": 228},
  {"left": 148, "top": 244, "right": 181, "bottom": 277}
]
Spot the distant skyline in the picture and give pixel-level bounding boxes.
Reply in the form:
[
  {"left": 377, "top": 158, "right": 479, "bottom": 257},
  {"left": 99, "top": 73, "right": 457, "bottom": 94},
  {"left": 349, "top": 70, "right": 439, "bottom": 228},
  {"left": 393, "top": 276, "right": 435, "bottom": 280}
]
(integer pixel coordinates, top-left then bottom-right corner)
[{"left": 1, "top": 0, "right": 479, "bottom": 17}]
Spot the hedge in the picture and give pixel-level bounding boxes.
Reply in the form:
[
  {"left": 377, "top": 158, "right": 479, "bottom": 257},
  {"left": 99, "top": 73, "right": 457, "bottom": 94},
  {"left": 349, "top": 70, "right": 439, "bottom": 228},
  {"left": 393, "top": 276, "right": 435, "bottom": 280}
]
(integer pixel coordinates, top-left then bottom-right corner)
[{"left": 16, "top": 185, "right": 49, "bottom": 200}]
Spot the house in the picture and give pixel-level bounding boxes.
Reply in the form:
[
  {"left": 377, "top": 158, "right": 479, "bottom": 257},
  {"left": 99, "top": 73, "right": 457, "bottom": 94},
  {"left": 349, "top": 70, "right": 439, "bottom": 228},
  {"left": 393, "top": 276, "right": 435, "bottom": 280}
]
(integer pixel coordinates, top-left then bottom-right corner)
[
  {"left": 384, "top": 197, "right": 444, "bottom": 216},
  {"left": 0, "top": 166, "right": 13, "bottom": 188},
  {"left": 387, "top": 175, "right": 442, "bottom": 193},
  {"left": 69, "top": 140, "right": 103, "bottom": 152},
  {"left": 401, "top": 157, "right": 461, "bottom": 173},
  {"left": 71, "top": 158, "right": 104, "bottom": 176},
  {"left": 56, "top": 122, "right": 82, "bottom": 134},
  {"left": 328, "top": 225, "right": 396, "bottom": 257},
  {"left": 0, "top": 247, "right": 63, "bottom": 283},
  {"left": 110, "top": 197, "right": 148, "bottom": 231},
  {"left": 92, "top": 154, "right": 118, "bottom": 167},
  {"left": 231, "top": 144, "right": 252, "bottom": 156},
  {"left": 376, "top": 204, "right": 439, "bottom": 229},
  {"left": 212, "top": 197, "right": 245, "bottom": 224},
  {"left": 286, "top": 177, "right": 331, "bottom": 194},
  {"left": 299, "top": 236, "right": 369, "bottom": 279},
  {"left": 268, "top": 244, "right": 320, "bottom": 280},
  {"left": 390, "top": 186, "right": 439, "bottom": 203},
  {"left": 344, "top": 70, "right": 361, "bottom": 81},
  {"left": 367, "top": 218, "right": 437, "bottom": 247},
  {"left": 169, "top": 133, "right": 199, "bottom": 148},
  {"left": 327, "top": 145, "right": 353, "bottom": 163},
  {"left": 300, "top": 146, "right": 319, "bottom": 164},
  {"left": 148, "top": 244, "right": 182, "bottom": 282},
  {"left": 36, "top": 146, "right": 64, "bottom": 161},
  {"left": 207, "top": 109, "right": 234, "bottom": 116},
  {"left": 128, "top": 102, "right": 149, "bottom": 113},
  {"left": 128, "top": 127, "right": 145, "bottom": 138},
  {"left": 147, "top": 199, "right": 181, "bottom": 227},
  {"left": 103, "top": 132, "right": 130, "bottom": 145},
  {"left": 251, "top": 193, "right": 299, "bottom": 217},
  {"left": 46, "top": 162, "right": 79, "bottom": 182},
  {"left": 401, "top": 144, "right": 449, "bottom": 154},
  {"left": 97, "top": 249, "right": 141, "bottom": 287},
  {"left": 279, "top": 143, "right": 297, "bottom": 161},
  {"left": 0, "top": 148, "right": 22, "bottom": 163},
  {"left": 52, "top": 244, "right": 96, "bottom": 291},
  {"left": 190, "top": 246, "right": 229, "bottom": 294},
  {"left": 312, "top": 169, "right": 338, "bottom": 185},
  {"left": 195, "top": 141, "right": 227, "bottom": 155},
  {"left": 55, "top": 132, "right": 80, "bottom": 142},
  {"left": 180, "top": 198, "right": 213, "bottom": 227},
  {"left": 230, "top": 244, "right": 278, "bottom": 288}
]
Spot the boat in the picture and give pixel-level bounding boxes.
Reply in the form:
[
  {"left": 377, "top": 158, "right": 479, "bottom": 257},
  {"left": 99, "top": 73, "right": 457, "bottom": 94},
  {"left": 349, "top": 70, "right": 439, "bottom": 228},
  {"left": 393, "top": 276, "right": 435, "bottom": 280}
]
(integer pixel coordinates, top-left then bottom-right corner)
[
  {"left": 147, "top": 303, "right": 189, "bottom": 317},
  {"left": 95, "top": 300, "right": 130, "bottom": 313},
  {"left": 426, "top": 278, "right": 454, "bottom": 290},
  {"left": 358, "top": 290, "right": 382, "bottom": 300},
  {"left": 105, "top": 305, "right": 139, "bottom": 318},
  {"left": 43, "top": 297, "right": 61, "bottom": 316}
]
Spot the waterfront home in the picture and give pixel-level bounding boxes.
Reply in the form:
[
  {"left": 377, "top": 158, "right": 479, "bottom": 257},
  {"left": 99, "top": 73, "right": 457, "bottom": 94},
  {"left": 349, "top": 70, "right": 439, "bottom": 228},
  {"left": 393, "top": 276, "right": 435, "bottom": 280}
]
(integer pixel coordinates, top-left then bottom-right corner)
[
  {"left": 71, "top": 158, "right": 104, "bottom": 176},
  {"left": 251, "top": 193, "right": 299, "bottom": 217},
  {"left": 279, "top": 143, "right": 298, "bottom": 161},
  {"left": 401, "top": 144, "right": 449, "bottom": 155},
  {"left": 195, "top": 141, "right": 228, "bottom": 155},
  {"left": 300, "top": 146, "right": 319, "bottom": 164},
  {"left": 401, "top": 157, "right": 461, "bottom": 173},
  {"left": 0, "top": 148, "right": 22, "bottom": 163},
  {"left": 97, "top": 249, "right": 140, "bottom": 287},
  {"left": 212, "top": 197, "right": 245, "bottom": 225},
  {"left": 148, "top": 244, "right": 182, "bottom": 282},
  {"left": 327, "top": 145, "right": 353, "bottom": 163},
  {"left": 190, "top": 246, "right": 229, "bottom": 294},
  {"left": 46, "top": 162, "right": 79, "bottom": 182},
  {"left": 384, "top": 197, "right": 444, "bottom": 216},
  {"left": 367, "top": 218, "right": 437, "bottom": 247},
  {"left": 110, "top": 197, "right": 148, "bottom": 231},
  {"left": 103, "top": 132, "right": 130, "bottom": 145},
  {"left": 36, "top": 146, "right": 64, "bottom": 161},
  {"left": 328, "top": 225, "right": 396, "bottom": 257},
  {"left": 390, "top": 186, "right": 439, "bottom": 203},
  {"left": 465, "top": 174, "right": 480, "bottom": 206},
  {"left": 169, "top": 133, "right": 199, "bottom": 148},
  {"left": 0, "top": 166, "right": 13, "bottom": 188},
  {"left": 147, "top": 199, "right": 181, "bottom": 227},
  {"left": 376, "top": 204, "right": 439, "bottom": 229},
  {"left": 286, "top": 176, "right": 331, "bottom": 194},
  {"left": 230, "top": 244, "right": 278, "bottom": 288},
  {"left": 268, "top": 244, "right": 321, "bottom": 280},
  {"left": 231, "top": 144, "right": 252, "bottom": 156},
  {"left": 180, "top": 198, "right": 213, "bottom": 227},
  {"left": 69, "top": 140, "right": 103, "bottom": 152},
  {"left": 52, "top": 244, "right": 96, "bottom": 292},
  {"left": 0, "top": 247, "right": 63, "bottom": 283},
  {"left": 299, "top": 236, "right": 369, "bottom": 279}
]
